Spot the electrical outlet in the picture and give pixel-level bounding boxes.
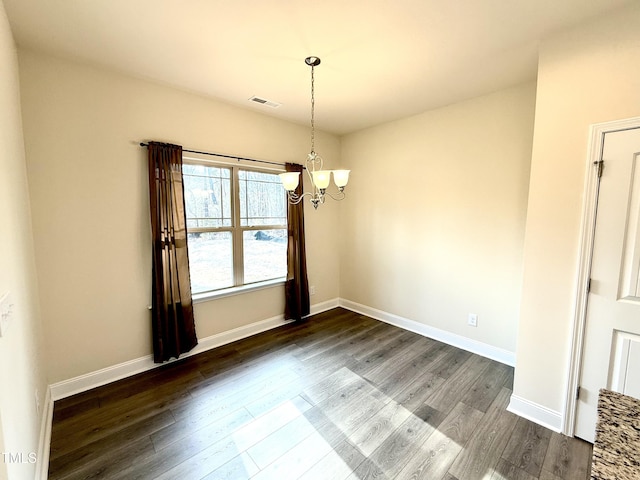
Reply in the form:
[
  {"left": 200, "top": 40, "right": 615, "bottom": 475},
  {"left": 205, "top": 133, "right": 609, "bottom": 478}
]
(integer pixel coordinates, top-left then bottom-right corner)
[
  {"left": 309, "top": 285, "right": 316, "bottom": 295},
  {"left": 468, "top": 313, "right": 478, "bottom": 327}
]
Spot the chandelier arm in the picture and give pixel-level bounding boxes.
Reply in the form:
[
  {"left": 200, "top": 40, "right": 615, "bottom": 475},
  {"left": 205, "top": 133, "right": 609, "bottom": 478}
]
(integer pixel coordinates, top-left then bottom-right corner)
[
  {"left": 305, "top": 162, "right": 315, "bottom": 186},
  {"left": 286, "top": 191, "right": 313, "bottom": 205},
  {"left": 324, "top": 191, "right": 346, "bottom": 201}
]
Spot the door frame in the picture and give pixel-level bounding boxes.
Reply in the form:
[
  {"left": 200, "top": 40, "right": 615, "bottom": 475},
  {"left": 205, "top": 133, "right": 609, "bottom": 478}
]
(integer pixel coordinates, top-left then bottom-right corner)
[{"left": 564, "top": 115, "right": 640, "bottom": 436}]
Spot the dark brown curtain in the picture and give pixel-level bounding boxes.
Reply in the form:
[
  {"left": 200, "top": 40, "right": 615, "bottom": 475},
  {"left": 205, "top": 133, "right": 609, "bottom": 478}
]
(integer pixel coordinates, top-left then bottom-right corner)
[
  {"left": 148, "top": 141, "right": 198, "bottom": 362},
  {"left": 284, "top": 162, "right": 310, "bottom": 321}
]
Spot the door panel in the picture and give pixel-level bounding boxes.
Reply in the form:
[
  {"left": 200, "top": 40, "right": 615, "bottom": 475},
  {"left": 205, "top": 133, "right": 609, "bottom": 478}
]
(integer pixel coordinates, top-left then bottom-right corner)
[
  {"left": 618, "top": 150, "right": 640, "bottom": 302},
  {"left": 575, "top": 127, "right": 640, "bottom": 442}
]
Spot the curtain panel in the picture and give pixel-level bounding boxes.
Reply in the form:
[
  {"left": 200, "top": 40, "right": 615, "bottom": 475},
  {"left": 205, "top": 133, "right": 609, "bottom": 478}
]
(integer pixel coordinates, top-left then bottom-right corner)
[
  {"left": 284, "top": 162, "right": 310, "bottom": 321},
  {"left": 148, "top": 141, "right": 198, "bottom": 362}
]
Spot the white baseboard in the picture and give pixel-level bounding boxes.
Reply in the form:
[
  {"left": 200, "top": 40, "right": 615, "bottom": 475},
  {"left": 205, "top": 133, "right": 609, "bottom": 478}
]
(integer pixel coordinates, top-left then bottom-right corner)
[
  {"left": 309, "top": 298, "right": 340, "bottom": 315},
  {"left": 339, "top": 299, "right": 516, "bottom": 367},
  {"left": 507, "top": 394, "right": 562, "bottom": 432},
  {"left": 36, "top": 386, "right": 53, "bottom": 480},
  {"left": 50, "top": 315, "right": 291, "bottom": 400},
  {"left": 50, "top": 298, "right": 340, "bottom": 401}
]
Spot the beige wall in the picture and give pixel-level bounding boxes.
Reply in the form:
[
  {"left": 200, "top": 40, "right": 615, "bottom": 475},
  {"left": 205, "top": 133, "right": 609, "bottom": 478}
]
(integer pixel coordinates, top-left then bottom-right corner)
[
  {"left": 0, "top": 2, "right": 48, "bottom": 479},
  {"left": 514, "top": 3, "right": 640, "bottom": 414},
  {"left": 340, "top": 82, "right": 536, "bottom": 354},
  {"left": 18, "top": 50, "right": 341, "bottom": 384}
]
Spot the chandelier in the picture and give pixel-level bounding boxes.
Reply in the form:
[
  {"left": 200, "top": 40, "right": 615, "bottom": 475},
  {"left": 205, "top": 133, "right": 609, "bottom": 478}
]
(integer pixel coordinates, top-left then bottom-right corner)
[{"left": 279, "top": 56, "right": 350, "bottom": 209}]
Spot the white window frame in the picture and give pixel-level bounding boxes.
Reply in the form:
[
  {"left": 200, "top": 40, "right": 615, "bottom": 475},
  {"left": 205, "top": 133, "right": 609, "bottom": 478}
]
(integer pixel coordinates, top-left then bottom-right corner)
[{"left": 183, "top": 157, "right": 288, "bottom": 301}]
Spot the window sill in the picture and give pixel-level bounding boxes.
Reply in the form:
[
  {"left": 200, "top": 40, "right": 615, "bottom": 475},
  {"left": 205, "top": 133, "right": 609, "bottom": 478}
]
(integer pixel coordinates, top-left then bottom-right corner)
[{"left": 192, "top": 278, "right": 286, "bottom": 303}]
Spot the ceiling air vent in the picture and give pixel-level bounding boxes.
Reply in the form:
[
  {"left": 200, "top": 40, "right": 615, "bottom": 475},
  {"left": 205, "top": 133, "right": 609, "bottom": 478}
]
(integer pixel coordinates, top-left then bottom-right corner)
[{"left": 249, "top": 96, "right": 281, "bottom": 108}]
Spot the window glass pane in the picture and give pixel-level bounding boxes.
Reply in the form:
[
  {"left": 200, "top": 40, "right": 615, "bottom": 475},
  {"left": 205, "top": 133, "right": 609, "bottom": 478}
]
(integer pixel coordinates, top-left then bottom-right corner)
[
  {"left": 243, "top": 229, "right": 287, "bottom": 284},
  {"left": 239, "top": 170, "right": 287, "bottom": 227},
  {"left": 184, "top": 165, "right": 232, "bottom": 228},
  {"left": 188, "top": 232, "right": 233, "bottom": 292}
]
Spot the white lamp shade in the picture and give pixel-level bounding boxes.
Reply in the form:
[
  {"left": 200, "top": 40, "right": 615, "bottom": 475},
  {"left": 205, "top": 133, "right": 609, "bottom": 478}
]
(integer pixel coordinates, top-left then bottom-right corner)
[
  {"left": 279, "top": 172, "right": 300, "bottom": 191},
  {"left": 312, "top": 170, "right": 331, "bottom": 189},
  {"left": 332, "top": 170, "right": 350, "bottom": 188}
]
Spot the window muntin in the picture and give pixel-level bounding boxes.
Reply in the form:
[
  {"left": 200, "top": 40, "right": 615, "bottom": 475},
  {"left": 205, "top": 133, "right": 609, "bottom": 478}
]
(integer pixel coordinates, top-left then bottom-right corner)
[{"left": 183, "top": 161, "right": 287, "bottom": 294}]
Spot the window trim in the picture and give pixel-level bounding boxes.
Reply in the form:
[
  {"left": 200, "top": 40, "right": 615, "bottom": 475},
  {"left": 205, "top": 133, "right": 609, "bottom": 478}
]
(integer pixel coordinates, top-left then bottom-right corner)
[
  {"left": 183, "top": 156, "right": 288, "bottom": 296},
  {"left": 192, "top": 277, "right": 285, "bottom": 303}
]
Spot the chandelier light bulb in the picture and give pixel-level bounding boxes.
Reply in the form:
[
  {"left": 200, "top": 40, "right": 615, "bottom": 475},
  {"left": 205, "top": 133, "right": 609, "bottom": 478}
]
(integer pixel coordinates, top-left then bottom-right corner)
[
  {"left": 279, "top": 172, "right": 300, "bottom": 191},
  {"left": 332, "top": 170, "right": 350, "bottom": 188},
  {"left": 312, "top": 170, "right": 331, "bottom": 190}
]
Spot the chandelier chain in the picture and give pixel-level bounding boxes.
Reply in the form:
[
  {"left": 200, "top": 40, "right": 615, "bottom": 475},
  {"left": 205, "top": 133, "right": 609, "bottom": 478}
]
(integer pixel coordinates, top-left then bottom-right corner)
[{"left": 310, "top": 63, "right": 315, "bottom": 154}]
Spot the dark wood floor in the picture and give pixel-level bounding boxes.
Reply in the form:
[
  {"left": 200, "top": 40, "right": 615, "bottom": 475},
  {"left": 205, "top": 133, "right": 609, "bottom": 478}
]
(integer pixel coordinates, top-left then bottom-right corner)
[{"left": 48, "top": 308, "right": 592, "bottom": 480}]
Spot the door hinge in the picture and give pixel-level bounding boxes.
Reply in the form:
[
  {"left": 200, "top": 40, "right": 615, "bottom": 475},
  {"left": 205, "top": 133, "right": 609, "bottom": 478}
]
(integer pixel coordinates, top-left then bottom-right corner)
[
  {"left": 594, "top": 160, "right": 604, "bottom": 178},
  {"left": 576, "top": 386, "right": 581, "bottom": 399},
  {"left": 587, "top": 278, "right": 591, "bottom": 293}
]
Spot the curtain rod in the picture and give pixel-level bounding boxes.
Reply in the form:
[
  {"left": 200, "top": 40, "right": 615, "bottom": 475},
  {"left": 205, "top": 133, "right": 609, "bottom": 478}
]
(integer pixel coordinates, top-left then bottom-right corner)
[{"left": 139, "top": 142, "right": 302, "bottom": 169}]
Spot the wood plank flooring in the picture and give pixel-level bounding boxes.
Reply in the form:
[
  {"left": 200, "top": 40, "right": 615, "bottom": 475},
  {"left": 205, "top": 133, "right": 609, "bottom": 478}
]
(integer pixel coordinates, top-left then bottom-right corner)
[{"left": 48, "top": 308, "right": 592, "bottom": 480}]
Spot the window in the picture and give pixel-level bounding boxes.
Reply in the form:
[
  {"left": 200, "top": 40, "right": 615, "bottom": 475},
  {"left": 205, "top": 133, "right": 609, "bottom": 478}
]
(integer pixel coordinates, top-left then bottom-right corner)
[{"left": 183, "top": 162, "right": 287, "bottom": 295}]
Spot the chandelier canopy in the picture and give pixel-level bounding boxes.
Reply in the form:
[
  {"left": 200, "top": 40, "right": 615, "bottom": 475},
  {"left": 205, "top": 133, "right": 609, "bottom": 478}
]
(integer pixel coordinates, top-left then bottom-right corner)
[{"left": 279, "top": 56, "right": 350, "bottom": 209}]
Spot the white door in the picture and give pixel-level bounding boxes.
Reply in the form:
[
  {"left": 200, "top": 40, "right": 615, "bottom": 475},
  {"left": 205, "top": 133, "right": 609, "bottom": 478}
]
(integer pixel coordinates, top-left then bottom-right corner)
[{"left": 575, "top": 127, "right": 640, "bottom": 442}]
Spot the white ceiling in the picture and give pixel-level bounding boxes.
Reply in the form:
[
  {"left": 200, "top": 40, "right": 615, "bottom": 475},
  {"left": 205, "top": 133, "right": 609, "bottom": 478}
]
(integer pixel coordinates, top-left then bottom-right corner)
[{"left": 4, "top": 0, "right": 634, "bottom": 135}]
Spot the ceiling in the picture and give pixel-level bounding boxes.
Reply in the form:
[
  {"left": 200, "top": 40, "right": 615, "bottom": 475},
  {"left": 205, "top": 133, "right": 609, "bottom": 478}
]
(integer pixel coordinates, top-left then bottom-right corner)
[{"left": 4, "top": 0, "right": 635, "bottom": 135}]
